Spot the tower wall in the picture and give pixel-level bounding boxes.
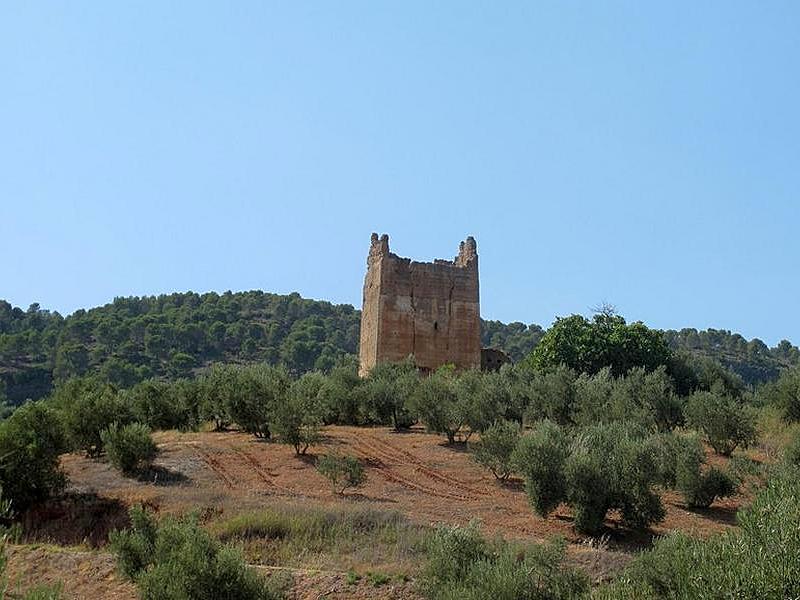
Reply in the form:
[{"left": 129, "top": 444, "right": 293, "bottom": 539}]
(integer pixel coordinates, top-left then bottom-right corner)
[{"left": 358, "top": 233, "right": 481, "bottom": 376}]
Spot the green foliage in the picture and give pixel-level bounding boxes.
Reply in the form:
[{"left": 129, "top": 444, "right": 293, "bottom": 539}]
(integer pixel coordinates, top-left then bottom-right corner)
[
  {"left": 596, "top": 469, "right": 800, "bottom": 599},
  {"left": 472, "top": 420, "right": 520, "bottom": 481},
  {"left": 421, "top": 522, "right": 589, "bottom": 600},
  {"left": 685, "top": 391, "right": 757, "bottom": 455},
  {"left": 272, "top": 372, "right": 323, "bottom": 454},
  {"left": 1, "top": 296, "right": 796, "bottom": 404},
  {"left": 110, "top": 505, "right": 284, "bottom": 600},
  {"left": 524, "top": 365, "right": 577, "bottom": 425},
  {"left": 565, "top": 423, "right": 665, "bottom": 534},
  {"left": 0, "top": 292, "right": 361, "bottom": 405},
  {"left": 664, "top": 327, "right": 799, "bottom": 387},
  {"left": 761, "top": 364, "right": 800, "bottom": 422},
  {"left": 512, "top": 421, "right": 569, "bottom": 516},
  {"left": 672, "top": 436, "right": 736, "bottom": 508},
  {"left": 362, "top": 360, "right": 417, "bottom": 430},
  {"left": 54, "top": 380, "right": 131, "bottom": 457},
  {"left": 411, "top": 370, "right": 464, "bottom": 443},
  {"left": 784, "top": 431, "right": 800, "bottom": 468},
  {"left": 101, "top": 422, "right": 157, "bottom": 475},
  {"left": 317, "top": 359, "right": 363, "bottom": 425},
  {"left": 528, "top": 312, "right": 672, "bottom": 378},
  {"left": 456, "top": 370, "right": 504, "bottom": 436},
  {"left": 316, "top": 453, "right": 365, "bottom": 494},
  {"left": 198, "top": 364, "right": 236, "bottom": 432},
  {"left": 480, "top": 320, "right": 545, "bottom": 363},
  {"left": 125, "top": 379, "right": 184, "bottom": 431},
  {"left": 0, "top": 401, "right": 66, "bottom": 510},
  {"left": 228, "top": 365, "right": 291, "bottom": 439},
  {"left": 515, "top": 422, "right": 666, "bottom": 535}
]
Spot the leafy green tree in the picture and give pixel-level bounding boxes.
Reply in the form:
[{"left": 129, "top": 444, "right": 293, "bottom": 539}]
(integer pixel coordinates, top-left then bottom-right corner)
[
  {"left": 58, "top": 384, "right": 131, "bottom": 457},
  {"left": 272, "top": 373, "right": 323, "bottom": 454},
  {"left": 199, "top": 364, "right": 238, "bottom": 431},
  {"left": 226, "top": 365, "right": 291, "bottom": 439},
  {"left": 673, "top": 435, "right": 736, "bottom": 508},
  {"left": 362, "top": 360, "right": 417, "bottom": 430},
  {"left": 512, "top": 421, "right": 569, "bottom": 517},
  {"left": 318, "top": 360, "right": 363, "bottom": 425},
  {"left": 524, "top": 365, "right": 577, "bottom": 426},
  {"left": 564, "top": 423, "right": 665, "bottom": 534},
  {"left": 101, "top": 423, "right": 157, "bottom": 475},
  {"left": 472, "top": 419, "right": 520, "bottom": 481},
  {"left": 685, "top": 391, "right": 757, "bottom": 456},
  {"left": 596, "top": 469, "right": 800, "bottom": 598},
  {"left": 411, "top": 370, "right": 464, "bottom": 443},
  {"left": 762, "top": 365, "right": 800, "bottom": 422},
  {"left": 527, "top": 311, "right": 672, "bottom": 378},
  {"left": 53, "top": 342, "right": 90, "bottom": 382},
  {"left": 316, "top": 453, "right": 365, "bottom": 494},
  {"left": 0, "top": 402, "right": 66, "bottom": 510},
  {"left": 125, "top": 379, "right": 181, "bottom": 430},
  {"left": 458, "top": 370, "right": 510, "bottom": 436}
]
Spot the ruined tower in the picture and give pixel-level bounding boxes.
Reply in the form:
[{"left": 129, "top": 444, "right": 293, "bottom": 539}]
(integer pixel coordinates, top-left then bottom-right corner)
[{"left": 358, "top": 233, "right": 481, "bottom": 376}]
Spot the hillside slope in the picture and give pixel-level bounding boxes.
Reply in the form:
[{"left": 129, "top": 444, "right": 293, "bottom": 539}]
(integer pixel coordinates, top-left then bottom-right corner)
[{"left": 1, "top": 292, "right": 797, "bottom": 403}]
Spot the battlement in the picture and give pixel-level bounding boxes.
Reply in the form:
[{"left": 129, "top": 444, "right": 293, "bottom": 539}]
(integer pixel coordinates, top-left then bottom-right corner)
[
  {"left": 367, "top": 233, "right": 478, "bottom": 269},
  {"left": 359, "top": 233, "right": 481, "bottom": 376}
]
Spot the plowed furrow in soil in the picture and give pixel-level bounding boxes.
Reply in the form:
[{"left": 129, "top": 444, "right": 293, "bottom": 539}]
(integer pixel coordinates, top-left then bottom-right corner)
[
  {"left": 360, "top": 435, "right": 491, "bottom": 498},
  {"left": 228, "top": 444, "right": 314, "bottom": 497},
  {"left": 192, "top": 446, "right": 237, "bottom": 489},
  {"left": 350, "top": 440, "right": 472, "bottom": 501}
]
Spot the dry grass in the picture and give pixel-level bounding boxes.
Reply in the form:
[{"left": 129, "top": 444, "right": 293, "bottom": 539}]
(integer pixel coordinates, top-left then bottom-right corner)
[{"left": 211, "top": 504, "right": 426, "bottom": 574}]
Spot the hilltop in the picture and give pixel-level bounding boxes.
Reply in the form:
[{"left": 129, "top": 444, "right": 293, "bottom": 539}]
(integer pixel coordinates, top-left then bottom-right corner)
[{"left": 0, "top": 291, "right": 797, "bottom": 404}]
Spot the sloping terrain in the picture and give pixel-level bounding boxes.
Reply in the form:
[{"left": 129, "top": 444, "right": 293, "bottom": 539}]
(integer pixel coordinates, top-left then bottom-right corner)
[{"left": 9, "top": 425, "right": 754, "bottom": 598}]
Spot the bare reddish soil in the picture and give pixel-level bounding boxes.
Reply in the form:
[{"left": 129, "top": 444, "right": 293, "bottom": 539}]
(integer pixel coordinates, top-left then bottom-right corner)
[{"left": 11, "top": 425, "right": 752, "bottom": 598}]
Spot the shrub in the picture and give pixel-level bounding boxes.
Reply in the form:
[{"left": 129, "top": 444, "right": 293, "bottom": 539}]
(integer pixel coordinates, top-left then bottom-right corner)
[
  {"left": 225, "top": 365, "right": 291, "bottom": 439},
  {"left": 421, "top": 522, "right": 588, "bottom": 600},
  {"left": 126, "top": 380, "right": 182, "bottom": 431},
  {"left": 572, "top": 367, "right": 683, "bottom": 432},
  {"left": 762, "top": 365, "right": 800, "bottom": 422},
  {"left": 0, "top": 402, "right": 66, "bottom": 510},
  {"left": 363, "top": 360, "right": 417, "bottom": 430},
  {"left": 565, "top": 423, "right": 665, "bottom": 535},
  {"left": 685, "top": 391, "right": 757, "bottom": 455},
  {"left": 272, "top": 374, "right": 323, "bottom": 455},
  {"left": 673, "top": 438, "right": 736, "bottom": 508},
  {"left": 524, "top": 365, "right": 577, "bottom": 425},
  {"left": 101, "top": 422, "right": 157, "bottom": 475},
  {"left": 456, "top": 370, "right": 506, "bottom": 437},
  {"left": 59, "top": 384, "right": 131, "bottom": 457},
  {"left": 318, "top": 361, "right": 363, "bottom": 425},
  {"left": 512, "top": 420, "right": 569, "bottom": 516},
  {"left": 316, "top": 453, "right": 365, "bottom": 494},
  {"left": 110, "top": 506, "right": 284, "bottom": 600},
  {"left": 596, "top": 468, "right": 800, "bottom": 598},
  {"left": 472, "top": 420, "right": 520, "bottom": 481},
  {"left": 411, "top": 370, "right": 465, "bottom": 443},
  {"left": 785, "top": 432, "right": 800, "bottom": 468}
]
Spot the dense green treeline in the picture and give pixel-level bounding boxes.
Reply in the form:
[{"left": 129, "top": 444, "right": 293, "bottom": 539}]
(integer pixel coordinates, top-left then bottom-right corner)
[
  {"left": 664, "top": 327, "right": 800, "bottom": 385},
  {"left": 0, "top": 292, "right": 360, "bottom": 404},
  {"left": 1, "top": 292, "right": 798, "bottom": 405}
]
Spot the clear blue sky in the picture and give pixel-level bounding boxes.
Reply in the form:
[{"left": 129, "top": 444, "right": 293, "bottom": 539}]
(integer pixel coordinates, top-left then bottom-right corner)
[{"left": 2, "top": 2, "right": 798, "bottom": 345}]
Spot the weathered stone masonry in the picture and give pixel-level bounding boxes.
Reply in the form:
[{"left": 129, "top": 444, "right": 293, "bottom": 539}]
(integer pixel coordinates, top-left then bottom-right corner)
[{"left": 358, "top": 233, "right": 482, "bottom": 376}]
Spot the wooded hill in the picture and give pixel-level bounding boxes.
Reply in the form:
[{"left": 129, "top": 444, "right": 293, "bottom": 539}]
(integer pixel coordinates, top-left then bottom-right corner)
[{"left": 0, "top": 292, "right": 797, "bottom": 404}]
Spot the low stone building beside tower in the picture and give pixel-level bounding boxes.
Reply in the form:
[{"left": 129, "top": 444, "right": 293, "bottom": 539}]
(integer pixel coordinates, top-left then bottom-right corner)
[{"left": 358, "top": 233, "right": 482, "bottom": 376}]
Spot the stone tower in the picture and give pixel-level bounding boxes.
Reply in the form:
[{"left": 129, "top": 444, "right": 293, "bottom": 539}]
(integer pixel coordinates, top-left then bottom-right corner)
[{"left": 358, "top": 233, "right": 481, "bottom": 376}]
